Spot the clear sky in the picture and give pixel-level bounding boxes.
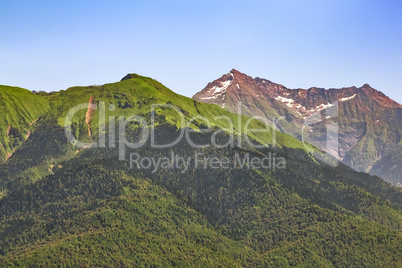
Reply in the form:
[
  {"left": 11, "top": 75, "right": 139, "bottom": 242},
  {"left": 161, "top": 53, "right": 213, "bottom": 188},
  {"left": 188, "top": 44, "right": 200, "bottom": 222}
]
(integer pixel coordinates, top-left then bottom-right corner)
[{"left": 1, "top": 0, "right": 401, "bottom": 103}]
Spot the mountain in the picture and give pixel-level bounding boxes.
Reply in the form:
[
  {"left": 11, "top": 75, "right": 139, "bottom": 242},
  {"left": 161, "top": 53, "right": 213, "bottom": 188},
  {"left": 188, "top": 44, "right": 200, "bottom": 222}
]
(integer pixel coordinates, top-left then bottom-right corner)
[
  {"left": 0, "top": 74, "right": 402, "bottom": 266},
  {"left": 0, "top": 74, "right": 317, "bottom": 194},
  {"left": 193, "top": 69, "right": 402, "bottom": 185}
]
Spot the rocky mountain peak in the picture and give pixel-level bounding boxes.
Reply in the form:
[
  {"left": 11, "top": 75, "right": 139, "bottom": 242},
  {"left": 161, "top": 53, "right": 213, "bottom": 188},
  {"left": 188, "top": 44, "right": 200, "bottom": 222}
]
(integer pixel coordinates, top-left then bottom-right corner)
[
  {"left": 229, "top": 68, "right": 245, "bottom": 77},
  {"left": 193, "top": 70, "right": 402, "bottom": 185},
  {"left": 360, "top": 84, "right": 401, "bottom": 108}
]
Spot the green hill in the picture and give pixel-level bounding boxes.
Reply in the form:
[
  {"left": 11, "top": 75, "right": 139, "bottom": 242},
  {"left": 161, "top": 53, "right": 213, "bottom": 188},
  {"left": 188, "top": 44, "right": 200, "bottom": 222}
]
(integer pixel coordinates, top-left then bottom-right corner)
[
  {"left": 0, "top": 85, "right": 49, "bottom": 162},
  {"left": 0, "top": 74, "right": 318, "bottom": 193},
  {"left": 43, "top": 74, "right": 313, "bottom": 150}
]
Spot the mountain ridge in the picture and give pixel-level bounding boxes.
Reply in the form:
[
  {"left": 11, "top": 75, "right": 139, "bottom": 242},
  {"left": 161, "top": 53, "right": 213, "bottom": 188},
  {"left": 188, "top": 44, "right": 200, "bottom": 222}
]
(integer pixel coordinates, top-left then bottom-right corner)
[
  {"left": 194, "top": 69, "right": 401, "bottom": 110},
  {"left": 193, "top": 69, "right": 402, "bottom": 185}
]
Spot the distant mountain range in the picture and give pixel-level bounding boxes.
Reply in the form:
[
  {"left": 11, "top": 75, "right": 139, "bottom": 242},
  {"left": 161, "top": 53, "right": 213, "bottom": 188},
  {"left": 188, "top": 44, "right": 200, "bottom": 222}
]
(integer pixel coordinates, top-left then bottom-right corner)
[
  {"left": 194, "top": 69, "right": 402, "bottom": 186},
  {"left": 0, "top": 74, "right": 401, "bottom": 266}
]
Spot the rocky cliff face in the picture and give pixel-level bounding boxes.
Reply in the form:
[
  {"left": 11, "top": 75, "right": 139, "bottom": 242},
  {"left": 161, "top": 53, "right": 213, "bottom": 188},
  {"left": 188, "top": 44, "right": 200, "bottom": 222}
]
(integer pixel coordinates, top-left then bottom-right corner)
[{"left": 193, "top": 69, "right": 402, "bottom": 185}]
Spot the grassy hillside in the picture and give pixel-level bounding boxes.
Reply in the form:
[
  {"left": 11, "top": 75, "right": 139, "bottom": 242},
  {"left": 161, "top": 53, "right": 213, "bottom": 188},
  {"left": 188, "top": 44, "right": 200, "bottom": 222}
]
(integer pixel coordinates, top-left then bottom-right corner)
[
  {"left": 0, "top": 74, "right": 319, "bottom": 194},
  {"left": 41, "top": 74, "right": 314, "bottom": 151},
  {"left": 0, "top": 85, "right": 49, "bottom": 162}
]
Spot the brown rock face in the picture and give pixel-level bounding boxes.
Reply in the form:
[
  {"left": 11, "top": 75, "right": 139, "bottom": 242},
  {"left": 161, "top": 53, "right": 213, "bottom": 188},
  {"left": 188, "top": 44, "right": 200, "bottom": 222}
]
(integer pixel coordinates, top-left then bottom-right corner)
[
  {"left": 6, "top": 125, "right": 11, "bottom": 137},
  {"left": 193, "top": 69, "right": 402, "bottom": 185},
  {"left": 85, "top": 95, "right": 96, "bottom": 137}
]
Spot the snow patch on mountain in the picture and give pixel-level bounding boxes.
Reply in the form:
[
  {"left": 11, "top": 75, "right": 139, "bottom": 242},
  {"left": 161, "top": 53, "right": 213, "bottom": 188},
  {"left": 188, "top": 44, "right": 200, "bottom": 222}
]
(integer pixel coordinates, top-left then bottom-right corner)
[
  {"left": 200, "top": 95, "right": 219, "bottom": 100},
  {"left": 199, "top": 79, "right": 233, "bottom": 101},
  {"left": 339, "top": 94, "right": 357, "bottom": 102},
  {"left": 309, "top": 103, "right": 335, "bottom": 112},
  {"left": 275, "top": 96, "right": 295, "bottom": 108},
  {"left": 275, "top": 96, "right": 307, "bottom": 114},
  {"left": 275, "top": 94, "right": 338, "bottom": 118},
  {"left": 211, "top": 80, "right": 232, "bottom": 94}
]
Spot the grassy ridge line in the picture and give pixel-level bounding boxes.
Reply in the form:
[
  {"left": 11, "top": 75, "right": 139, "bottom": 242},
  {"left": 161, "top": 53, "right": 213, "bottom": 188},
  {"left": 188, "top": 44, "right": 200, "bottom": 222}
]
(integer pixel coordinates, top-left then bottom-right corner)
[
  {"left": 0, "top": 74, "right": 318, "bottom": 166},
  {"left": 41, "top": 74, "right": 317, "bottom": 152}
]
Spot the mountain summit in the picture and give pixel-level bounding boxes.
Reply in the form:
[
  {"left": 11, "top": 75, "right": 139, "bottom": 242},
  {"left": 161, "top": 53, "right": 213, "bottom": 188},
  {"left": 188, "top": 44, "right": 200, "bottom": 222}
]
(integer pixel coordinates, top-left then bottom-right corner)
[
  {"left": 193, "top": 70, "right": 402, "bottom": 185},
  {"left": 121, "top": 73, "right": 143, "bottom": 81}
]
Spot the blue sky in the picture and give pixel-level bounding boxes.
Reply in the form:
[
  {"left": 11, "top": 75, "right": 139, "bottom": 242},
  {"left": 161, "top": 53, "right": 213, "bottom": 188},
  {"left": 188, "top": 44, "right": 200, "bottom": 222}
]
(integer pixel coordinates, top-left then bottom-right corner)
[{"left": 1, "top": 0, "right": 401, "bottom": 103}]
